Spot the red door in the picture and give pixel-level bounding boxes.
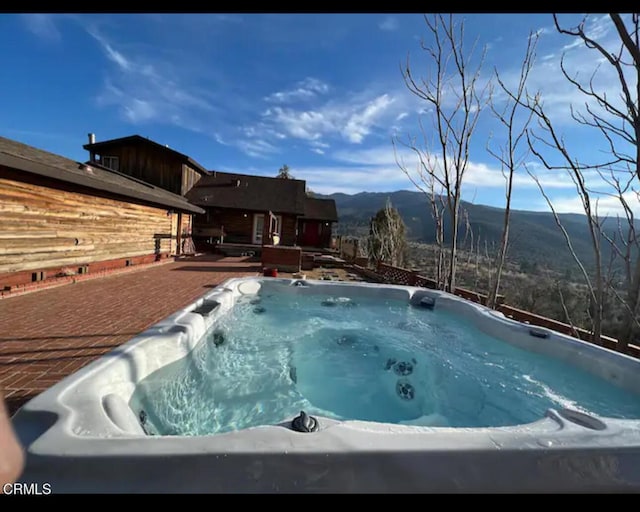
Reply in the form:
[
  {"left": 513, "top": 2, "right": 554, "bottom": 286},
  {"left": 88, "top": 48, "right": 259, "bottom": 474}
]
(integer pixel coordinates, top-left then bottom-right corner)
[{"left": 301, "top": 221, "right": 320, "bottom": 246}]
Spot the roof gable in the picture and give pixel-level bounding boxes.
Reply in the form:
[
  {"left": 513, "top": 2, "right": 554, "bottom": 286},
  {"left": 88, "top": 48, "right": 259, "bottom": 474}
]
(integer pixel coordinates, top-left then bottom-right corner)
[
  {"left": 302, "top": 197, "right": 338, "bottom": 221},
  {"left": 83, "top": 135, "right": 209, "bottom": 175}
]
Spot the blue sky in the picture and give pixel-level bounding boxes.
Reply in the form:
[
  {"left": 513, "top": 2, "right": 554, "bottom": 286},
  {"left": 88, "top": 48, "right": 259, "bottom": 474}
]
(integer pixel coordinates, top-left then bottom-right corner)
[{"left": 1, "top": 13, "right": 636, "bottom": 215}]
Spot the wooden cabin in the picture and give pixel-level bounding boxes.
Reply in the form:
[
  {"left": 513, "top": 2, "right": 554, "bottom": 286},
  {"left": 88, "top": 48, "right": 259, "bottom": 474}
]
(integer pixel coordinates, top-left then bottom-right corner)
[
  {"left": 0, "top": 136, "right": 204, "bottom": 290},
  {"left": 83, "top": 134, "right": 208, "bottom": 196},
  {"left": 82, "top": 133, "right": 338, "bottom": 251},
  {"left": 185, "top": 171, "right": 337, "bottom": 250}
]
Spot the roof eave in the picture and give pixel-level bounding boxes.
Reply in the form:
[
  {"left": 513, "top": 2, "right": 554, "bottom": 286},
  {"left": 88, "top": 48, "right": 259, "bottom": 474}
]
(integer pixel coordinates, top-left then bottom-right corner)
[
  {"left": 0, "top": 153, "right": 204, "bottom": 215},
  {"left": 189, "top": 201, "right": 304, "bottom": 216},
  {"left": 301, "top": 215, "right": 338, "bottom": 222}
]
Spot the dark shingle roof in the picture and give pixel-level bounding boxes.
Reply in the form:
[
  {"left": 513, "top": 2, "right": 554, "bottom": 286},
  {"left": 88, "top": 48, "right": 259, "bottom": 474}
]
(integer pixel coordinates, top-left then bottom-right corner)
[
  {"left": 0, "top": 136, "right": 204, "bottom": 214},
  {"left": 302, "top": 197, "right": 338, "bottom": 222},
  {"left": 185, "top": 171, "right": 306, "bottom": 215},
  {"left": 83, "top": 135, "right": 209, "bottom": 175}
]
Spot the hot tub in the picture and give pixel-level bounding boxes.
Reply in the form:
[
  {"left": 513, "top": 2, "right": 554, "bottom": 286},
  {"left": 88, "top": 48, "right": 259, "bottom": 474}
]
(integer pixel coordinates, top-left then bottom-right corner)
[{"left": 11, "top": 277, "right": 640, "bottom": 492}]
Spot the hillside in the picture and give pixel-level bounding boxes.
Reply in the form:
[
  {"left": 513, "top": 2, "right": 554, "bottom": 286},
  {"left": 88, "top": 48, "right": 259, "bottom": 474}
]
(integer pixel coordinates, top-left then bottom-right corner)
[{"left": 324, "top": 190, "right": 634, "bottom": 274}]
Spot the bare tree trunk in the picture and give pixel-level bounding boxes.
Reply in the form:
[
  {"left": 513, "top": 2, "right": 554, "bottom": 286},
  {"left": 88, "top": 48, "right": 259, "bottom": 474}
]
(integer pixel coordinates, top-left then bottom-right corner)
[
  {"left": 429, "top": 182, "right": 446, "bottom": 287},
  {"left": 486, "top": 31, "right": 538, "bottom": 309},
  {"left": 557, "top": 282, "right": 582, "bottom": 339},
  {"left": 448, "top": 192, "right": 461, "bottom": 292},
  {"left": 474, "top": 232, "right": 482, "bottom": 290},
  {"left": 463, "top": 208, "right": 474, "bottom": 267},
  {"left": 489, "top": 180, "right": 512, "bottom": 307},
  {"left": 394, "top": 13, "right": 489, "bottom": 294},
  {"left": 593, "top": 247, "right": 604, "bottom": 345},
  {"left": 437, "top": 196, "right": 445, "bottom": 288},
  {"left": 527, "top": 167, "right": 604, "bottom": 345},
  {"left": 598, "top": 173, "right": 640, "bottom": 345}
]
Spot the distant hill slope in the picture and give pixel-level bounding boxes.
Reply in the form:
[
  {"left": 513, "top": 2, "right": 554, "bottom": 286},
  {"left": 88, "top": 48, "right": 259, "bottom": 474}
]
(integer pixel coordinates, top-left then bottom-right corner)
[{"left": 323, "top": 190, "right": 635, "bottom": 272}]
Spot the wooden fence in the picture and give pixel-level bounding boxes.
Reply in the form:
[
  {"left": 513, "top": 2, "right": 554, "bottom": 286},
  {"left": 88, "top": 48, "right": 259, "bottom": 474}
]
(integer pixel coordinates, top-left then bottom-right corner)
[{"left": 344, "top": 261, "right": 640, "bottom": 359}]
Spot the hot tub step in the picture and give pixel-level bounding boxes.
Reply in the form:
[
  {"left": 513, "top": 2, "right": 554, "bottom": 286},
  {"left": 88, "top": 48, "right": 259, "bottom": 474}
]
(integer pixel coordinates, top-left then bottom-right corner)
[{"left": 193, "top": 300, "right": 221, "bottom": 317}]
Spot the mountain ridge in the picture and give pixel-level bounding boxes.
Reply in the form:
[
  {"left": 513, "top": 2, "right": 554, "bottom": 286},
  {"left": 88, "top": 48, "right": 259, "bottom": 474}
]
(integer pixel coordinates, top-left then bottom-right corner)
[{"left": 321, "top": 190, "right": 633, "bottom": 273}]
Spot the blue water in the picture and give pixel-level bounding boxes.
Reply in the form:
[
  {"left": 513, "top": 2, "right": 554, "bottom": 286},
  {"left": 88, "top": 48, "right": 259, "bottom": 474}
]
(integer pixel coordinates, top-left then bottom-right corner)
[{"left": 130, "top": 289, "right": 640, "bottom": 436}]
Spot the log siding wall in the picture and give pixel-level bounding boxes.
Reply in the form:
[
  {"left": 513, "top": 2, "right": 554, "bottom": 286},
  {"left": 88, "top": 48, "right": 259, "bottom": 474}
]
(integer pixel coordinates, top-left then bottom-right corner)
[{"left": 0, "top": 168, "right": 175, "bottom": 283}]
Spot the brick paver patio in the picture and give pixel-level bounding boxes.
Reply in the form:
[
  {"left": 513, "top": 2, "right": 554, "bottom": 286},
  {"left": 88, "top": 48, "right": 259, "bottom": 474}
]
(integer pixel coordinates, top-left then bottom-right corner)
[{"left": 0, "top": 254, "right": 260, "bottom": 415}]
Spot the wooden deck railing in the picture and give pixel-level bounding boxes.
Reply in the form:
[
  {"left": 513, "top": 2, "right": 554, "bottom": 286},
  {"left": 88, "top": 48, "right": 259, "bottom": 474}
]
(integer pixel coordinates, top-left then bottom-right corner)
[{"left": 344, "top": 261, "right": 640, "bottom": 359}]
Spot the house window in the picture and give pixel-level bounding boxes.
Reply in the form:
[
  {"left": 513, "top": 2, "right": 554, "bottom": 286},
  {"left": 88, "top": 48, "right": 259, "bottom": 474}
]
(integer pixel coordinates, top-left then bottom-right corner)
[{"left": 102, "top": 155, "right": 119, "bottom": 171}]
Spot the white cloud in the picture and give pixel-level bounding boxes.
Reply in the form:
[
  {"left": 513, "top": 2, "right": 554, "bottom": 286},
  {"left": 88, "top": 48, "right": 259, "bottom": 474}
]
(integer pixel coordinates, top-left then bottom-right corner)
[
  {"left": 263, "top": 107, "right": 333, "bottom": 141},
  {"left": 87, "top": 29, "right": 131, "bottom": 71},
  {"left": 264, "top": 77, "right": 329, "bottom": 103},
  {"left": 79, "top": 18, "right": 412, "bottom": 159},
  {"left": 123, "top": 99, "right": 155, "bottom": 122},
  {"left": 235, "top": 139, "right": 279, "bottom": 159},
  {"left": 309, "top": 140, "right": 330, "bottom": 155},
  {"left": 213, "top": 133, "right": 228, "bottom": 145},
  {"left": 331, "top": 144, "right": 577, "bottom": 191},
  {"left": 22, "top": 14, "right": 61, "bottom": 42},
  {"left": 560, "top": 38, "right": 584, "bottom": 52},
  {"left": 97, "top": 82, "right": 157, "bottom": 124},
  {"left": 343, "top": 94, "right": 395, "bottom": 143},
  {"left": 88, "top": 29, "right": 219, "bottom": 128},
  {"left": 292, "top": 164, "right": 408, "bottom": 195},
  {"left": 379, "top": 16, "right": 399, "bottom": 32},
  {"left": 395, "top": 112, "right": 409, "bottom": 122},
  {"left": 496, "top": 13, "right": 630, "bottom": 130},
  {"left": 246, "top": 92, "right": 398, "bottom": 153},
  {"left": 332, "top": 145, "right": 403, "bottom": 166},
  {"left": 103, "top": 44, "right": 130, "bottom": 71},
  {"left": 481, "top": 14, "right": 637, "bottom": 185},
  {"left": 213, "top": 141, "right": 579, "bottom": 199}
]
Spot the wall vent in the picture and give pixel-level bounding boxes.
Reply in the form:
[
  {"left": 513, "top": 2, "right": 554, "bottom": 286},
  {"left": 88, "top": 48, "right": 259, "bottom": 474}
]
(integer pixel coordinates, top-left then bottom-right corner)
[{"left": 31, "top": 271, "right": 45, "bottom": 282}]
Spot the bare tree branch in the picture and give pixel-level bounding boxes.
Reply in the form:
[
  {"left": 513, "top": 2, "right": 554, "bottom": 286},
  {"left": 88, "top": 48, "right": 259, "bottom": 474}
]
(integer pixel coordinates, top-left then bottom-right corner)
[
  {"left": 486, "top": 30, "right": 539, "bottom": 309},
  {"left": 397, "top": 13, "right": 490, "bottom": 293},
  {"left": 518, "top": 13, "right": 640, "bottom": 348}
]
